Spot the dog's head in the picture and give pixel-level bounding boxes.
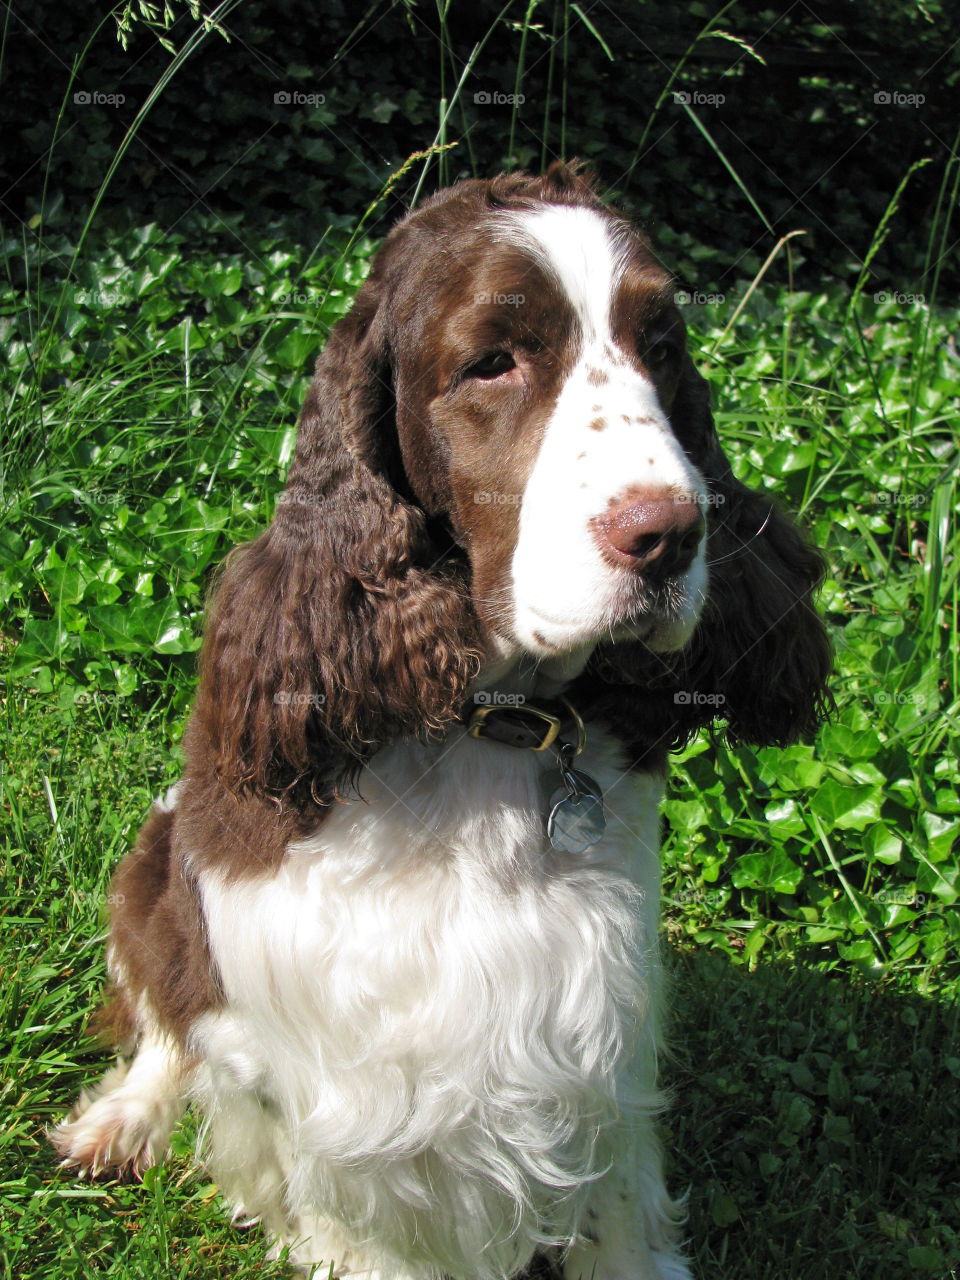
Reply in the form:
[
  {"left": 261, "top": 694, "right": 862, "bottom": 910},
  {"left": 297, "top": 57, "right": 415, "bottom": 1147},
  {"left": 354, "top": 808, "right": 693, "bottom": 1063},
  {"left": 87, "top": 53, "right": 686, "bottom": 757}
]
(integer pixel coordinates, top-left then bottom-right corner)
[{"left": 197, "top": 162, "right": 831, "bottom": 798}]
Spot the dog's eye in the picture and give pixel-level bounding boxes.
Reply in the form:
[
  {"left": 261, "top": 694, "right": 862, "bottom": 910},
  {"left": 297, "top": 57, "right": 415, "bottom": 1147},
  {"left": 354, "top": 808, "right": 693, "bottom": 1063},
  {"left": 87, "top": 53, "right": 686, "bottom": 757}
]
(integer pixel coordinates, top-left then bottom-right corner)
[
  {"left": 465, "top": 351, "right": 516, "bottom": 380},
  {"left": 644, "top": 340, "right": 676, "bottom": 370}
]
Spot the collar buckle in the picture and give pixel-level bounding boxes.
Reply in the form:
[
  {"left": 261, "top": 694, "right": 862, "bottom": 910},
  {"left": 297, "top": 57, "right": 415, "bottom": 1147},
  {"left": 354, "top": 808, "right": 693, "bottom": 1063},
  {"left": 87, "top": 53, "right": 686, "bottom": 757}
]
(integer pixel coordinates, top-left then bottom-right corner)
[
  {"left": 467, "top": 703, "right": 563, "bottom": 751},
  {"left": 466, "top": 697, "right": 585, "bottom": 754}
]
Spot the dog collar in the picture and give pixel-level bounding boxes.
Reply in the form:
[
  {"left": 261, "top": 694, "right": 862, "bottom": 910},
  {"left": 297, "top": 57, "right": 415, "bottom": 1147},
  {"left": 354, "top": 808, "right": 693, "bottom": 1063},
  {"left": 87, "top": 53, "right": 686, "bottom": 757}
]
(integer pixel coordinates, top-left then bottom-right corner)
[
  {"left": 466, "top": 696, "right": 605, "bottom": 854},
  {"left": 466, "top": 696, "right": 586, "bottom": 754}
]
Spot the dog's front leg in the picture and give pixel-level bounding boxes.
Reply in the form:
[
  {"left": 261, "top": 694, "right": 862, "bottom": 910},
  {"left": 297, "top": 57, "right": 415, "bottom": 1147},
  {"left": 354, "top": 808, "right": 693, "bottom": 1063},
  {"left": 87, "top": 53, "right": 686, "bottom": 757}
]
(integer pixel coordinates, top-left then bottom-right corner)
[{"left": 563, "top": 1103, "right": 692, "bottom": 1280}]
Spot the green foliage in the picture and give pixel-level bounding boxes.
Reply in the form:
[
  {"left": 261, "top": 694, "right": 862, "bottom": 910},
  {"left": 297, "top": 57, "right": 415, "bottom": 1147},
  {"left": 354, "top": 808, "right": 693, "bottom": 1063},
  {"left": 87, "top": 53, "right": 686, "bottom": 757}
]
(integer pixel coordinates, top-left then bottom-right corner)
[
  {"left": 1, "top": 215, "right": 374, "bottom": 706},
  {"left": 3, "top": 217, "right": 957, "bottom": 991},
  {"left": 661, "top": 285, "right": 959, "bottom": 989},
  {"left": 3, "top": 4, "right": 960, "bottom": 1275},
  {"left": 5, "top": 664, "right": 956, "bottom": 1278},
  {"left": 671, "top": 952, "right": 960, "bottom": 1275}
]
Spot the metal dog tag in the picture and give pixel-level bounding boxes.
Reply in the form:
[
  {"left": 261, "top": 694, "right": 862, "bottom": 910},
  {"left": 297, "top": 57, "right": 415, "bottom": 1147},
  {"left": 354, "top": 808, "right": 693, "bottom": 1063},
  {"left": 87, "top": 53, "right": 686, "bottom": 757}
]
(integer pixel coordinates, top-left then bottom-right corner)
[{"left": 546, "top": 750, "right": 606, "bottom": 854}]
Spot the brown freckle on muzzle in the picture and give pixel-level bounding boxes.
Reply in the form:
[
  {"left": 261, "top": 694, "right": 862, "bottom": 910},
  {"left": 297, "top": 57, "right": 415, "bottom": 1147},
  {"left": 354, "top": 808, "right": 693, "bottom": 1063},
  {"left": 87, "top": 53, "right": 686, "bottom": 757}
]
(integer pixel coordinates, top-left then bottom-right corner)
[
  {"left": 586, "top": 367, "right": 608, "bottom": 387},
  {"left": 589, "top": 418, "right": 606, "bottom": 432}
]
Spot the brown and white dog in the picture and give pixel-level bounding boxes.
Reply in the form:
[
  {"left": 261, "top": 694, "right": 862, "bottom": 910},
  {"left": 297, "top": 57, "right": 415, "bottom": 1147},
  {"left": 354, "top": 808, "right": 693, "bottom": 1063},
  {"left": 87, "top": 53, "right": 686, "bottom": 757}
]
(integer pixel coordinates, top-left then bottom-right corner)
[{"left": 53, "top": 163, "right": 830, "bottom": 1280}]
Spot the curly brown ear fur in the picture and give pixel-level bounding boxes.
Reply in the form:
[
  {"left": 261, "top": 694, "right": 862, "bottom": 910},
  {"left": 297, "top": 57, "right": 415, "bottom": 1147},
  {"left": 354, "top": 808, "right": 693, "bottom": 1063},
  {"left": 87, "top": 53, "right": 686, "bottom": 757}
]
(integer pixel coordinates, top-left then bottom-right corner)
[
  {"left": 195, "top": 264, "right": 483, "bottom": 802},
  {"left": 581, "top": 355, "right": 833, "bottom": 754}
]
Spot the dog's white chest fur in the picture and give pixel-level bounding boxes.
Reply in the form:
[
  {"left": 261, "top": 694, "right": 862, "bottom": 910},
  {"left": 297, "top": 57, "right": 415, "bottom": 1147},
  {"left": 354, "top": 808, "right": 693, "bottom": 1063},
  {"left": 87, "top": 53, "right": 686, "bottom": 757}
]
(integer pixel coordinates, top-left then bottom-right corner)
[{"left": 191, "top": 727, "right": 665, "bottom": 1278}]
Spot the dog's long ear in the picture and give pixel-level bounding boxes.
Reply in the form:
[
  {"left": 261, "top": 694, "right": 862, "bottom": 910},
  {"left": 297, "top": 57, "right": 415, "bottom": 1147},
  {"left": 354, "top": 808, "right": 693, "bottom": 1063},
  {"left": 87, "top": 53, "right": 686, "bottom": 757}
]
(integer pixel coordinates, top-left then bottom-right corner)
[
  {"left": 586, "top": 355, "right": 832, "bottom": 752},
  {"left": 195, "top": 256, "right": 482, "bottom": 803}
]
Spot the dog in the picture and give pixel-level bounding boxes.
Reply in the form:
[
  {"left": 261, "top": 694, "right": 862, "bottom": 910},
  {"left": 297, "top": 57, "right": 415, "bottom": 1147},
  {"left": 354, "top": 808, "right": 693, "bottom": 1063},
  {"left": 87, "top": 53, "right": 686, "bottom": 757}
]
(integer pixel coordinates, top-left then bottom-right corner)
[{"left": 53, "top": 162, "right": 830, "bottom": 1280}]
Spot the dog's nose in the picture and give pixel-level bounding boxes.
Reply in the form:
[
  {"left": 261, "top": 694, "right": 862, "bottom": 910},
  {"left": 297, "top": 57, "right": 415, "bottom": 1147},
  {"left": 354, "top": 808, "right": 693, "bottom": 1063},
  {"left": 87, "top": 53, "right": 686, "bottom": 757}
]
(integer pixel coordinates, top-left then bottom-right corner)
[{"left": 594, "top": 491, "right": 705, "bottom": 580}]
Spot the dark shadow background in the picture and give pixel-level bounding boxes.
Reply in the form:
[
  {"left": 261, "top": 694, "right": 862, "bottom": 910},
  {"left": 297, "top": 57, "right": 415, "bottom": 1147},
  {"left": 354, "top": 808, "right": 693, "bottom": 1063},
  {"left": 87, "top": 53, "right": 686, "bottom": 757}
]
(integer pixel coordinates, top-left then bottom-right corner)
[
  {"left": 3, "top": 0, "right": 959, "bottom": 295},
  {"left": 665, "top": 947, "right": 960, "bottom": 1278}
]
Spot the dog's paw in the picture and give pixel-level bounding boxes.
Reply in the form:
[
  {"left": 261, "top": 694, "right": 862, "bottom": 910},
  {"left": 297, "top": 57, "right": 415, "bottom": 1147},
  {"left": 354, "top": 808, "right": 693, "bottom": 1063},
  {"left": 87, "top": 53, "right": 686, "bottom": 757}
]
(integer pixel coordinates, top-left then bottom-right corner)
[{"left": 51, "top": 1042, "right": 185, "bottom": 1180}]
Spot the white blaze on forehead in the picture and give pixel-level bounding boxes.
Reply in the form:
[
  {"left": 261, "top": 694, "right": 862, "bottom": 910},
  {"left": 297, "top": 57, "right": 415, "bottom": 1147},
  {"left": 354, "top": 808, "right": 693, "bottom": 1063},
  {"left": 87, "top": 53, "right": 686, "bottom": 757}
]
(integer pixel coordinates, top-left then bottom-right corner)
[
  {"left": 499, "top": 204, "right": 708, "bottom": 659},
  {"left": 497, "top": 205, "right": 628, "bottom": 345}
]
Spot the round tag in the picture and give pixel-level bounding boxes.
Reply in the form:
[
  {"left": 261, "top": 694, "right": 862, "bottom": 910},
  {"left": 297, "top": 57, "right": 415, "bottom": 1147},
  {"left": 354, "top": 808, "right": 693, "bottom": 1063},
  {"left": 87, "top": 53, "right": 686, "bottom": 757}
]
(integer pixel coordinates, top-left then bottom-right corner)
[{"left": 546, "top": 770, "right": 606, "bottom": 853}]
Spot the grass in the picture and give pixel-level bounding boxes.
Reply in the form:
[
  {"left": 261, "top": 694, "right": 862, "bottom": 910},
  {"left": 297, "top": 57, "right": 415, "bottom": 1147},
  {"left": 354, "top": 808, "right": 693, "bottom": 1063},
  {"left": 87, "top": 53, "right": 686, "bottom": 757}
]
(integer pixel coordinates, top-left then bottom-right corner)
[
  {"left": 4, "top": 684, "right": 959, "bottom": 1277},
  {"left": 2, "top": 4, "right": 959, "bottom": 1275},
  {"left": 2, "top": 199, "right": 958, "bottom": 1279},
  {"left": 669, "top": 950, "right": 960, "bottom": 1275}
]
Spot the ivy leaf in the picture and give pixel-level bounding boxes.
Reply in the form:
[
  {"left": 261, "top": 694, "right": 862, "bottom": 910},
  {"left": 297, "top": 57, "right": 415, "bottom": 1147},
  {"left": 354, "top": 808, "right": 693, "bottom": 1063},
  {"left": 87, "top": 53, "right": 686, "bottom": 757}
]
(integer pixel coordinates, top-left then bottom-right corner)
[
  {"left": 810, "top": 779, "right": 883, "bottom": 831},
  {"left": 731, "top": 850, "right": 803, "bottom": 894}
]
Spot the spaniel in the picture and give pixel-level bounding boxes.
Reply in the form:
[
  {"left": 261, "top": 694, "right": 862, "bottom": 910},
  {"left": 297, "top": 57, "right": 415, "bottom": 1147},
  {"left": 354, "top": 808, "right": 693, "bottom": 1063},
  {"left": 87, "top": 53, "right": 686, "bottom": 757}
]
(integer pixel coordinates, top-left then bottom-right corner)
[{"left": 53, "top": 163, "right": 831, "bottom": 1280}]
